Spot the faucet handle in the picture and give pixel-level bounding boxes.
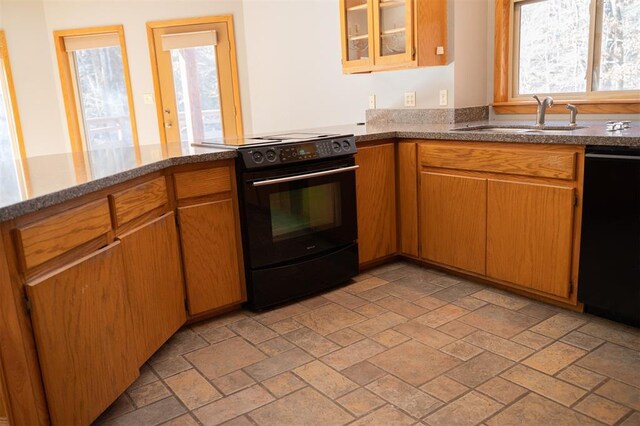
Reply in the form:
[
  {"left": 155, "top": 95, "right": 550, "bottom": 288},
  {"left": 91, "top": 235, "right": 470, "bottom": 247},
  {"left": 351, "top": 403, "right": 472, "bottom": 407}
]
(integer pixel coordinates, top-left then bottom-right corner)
[
  {"left": 533, "top": 95, "right": 541, "bottom": 105},
  {"left": 545, "top": 96, "right": 554, "bottom": 107},
  {"left": 566, "top": 104, "right": 578, "bottom": 127}
]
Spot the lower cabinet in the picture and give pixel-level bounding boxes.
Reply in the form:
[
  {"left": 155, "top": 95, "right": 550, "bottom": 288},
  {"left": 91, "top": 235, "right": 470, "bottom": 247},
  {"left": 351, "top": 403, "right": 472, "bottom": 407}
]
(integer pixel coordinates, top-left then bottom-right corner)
[
  {"left": 486, "top": 179, "right": 576, "bottom": 298},
  {"left": 178, "top": 199, "right": 244, "bottom": 315},
  {"left": 421, "top": 172, "right": 487, "bottom": 275},
  {"left": 355, "top": 143, "right": 397, "bottom": 264},
  {"left": 118, "top": 212, "right": 187, "bottom": 365},
  {"left": 0, "top": 366, "right": 8, "bottom": 425},
  {"left": 25, "top": 243, "right": 138, "bottom": 426}
]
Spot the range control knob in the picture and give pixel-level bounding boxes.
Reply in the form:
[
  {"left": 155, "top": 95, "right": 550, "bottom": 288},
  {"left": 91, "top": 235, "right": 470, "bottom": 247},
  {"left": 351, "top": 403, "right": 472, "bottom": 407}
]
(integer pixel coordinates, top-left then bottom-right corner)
[
  {"left": 332, "top": 141, "right": 342, "bottom": 152},
  {"left": 265, "top": 149, "right": 277, "bottom": 162},
  {"left": 252, "top": 151, "right": 264, "bottom": 163},
  {"left": 342, "top": 140, "right": 351, "bottom": 150}
]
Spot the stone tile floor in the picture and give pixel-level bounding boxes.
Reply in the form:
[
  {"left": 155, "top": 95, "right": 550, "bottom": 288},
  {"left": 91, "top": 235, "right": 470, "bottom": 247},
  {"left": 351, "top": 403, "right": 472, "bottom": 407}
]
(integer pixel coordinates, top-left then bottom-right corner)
[{"left": 95, "top": 262, "right": 640, "bottom": 426}]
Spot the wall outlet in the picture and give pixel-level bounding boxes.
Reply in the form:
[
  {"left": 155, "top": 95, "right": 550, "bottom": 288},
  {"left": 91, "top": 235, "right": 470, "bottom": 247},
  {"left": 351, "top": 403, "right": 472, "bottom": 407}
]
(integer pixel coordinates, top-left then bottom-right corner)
[
  {"left": 369, "top": 94, "right": 376, "bottom": 109},
  {"left": 436, "top": 46, "right": 445, "bottom": 55},
  {"left": 143, "top": 93, "right": 154, "bottom": 105},
  {"left": 439, "top": 89, "right": 448, "bottom": 106},
  {"left": 404, "top": 92, "right": 416, "bottom": 107}
]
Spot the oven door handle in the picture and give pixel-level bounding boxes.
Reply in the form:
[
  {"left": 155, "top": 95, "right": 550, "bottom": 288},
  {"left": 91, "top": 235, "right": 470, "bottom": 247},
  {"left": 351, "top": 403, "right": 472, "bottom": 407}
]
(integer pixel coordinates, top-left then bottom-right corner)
[{"left": 252, "top": 165, "right": 359, "bottom": 187}]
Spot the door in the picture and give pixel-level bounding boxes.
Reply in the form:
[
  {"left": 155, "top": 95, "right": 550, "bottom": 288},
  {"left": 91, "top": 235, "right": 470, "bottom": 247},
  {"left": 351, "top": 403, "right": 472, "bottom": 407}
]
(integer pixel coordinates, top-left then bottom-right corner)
[
  {"left": 340, "top": 0, "right": 375, "bottom": 72},
  {"left": 25, "top": 243, "right": 138, "bottom": 426},
  {"left": 242, "top": 158, "right": 358, "bottom": 268},
  {"left": 373, "top": 0, "right": 413, "bottom": 66},
  {"left": 118, "top": 212, "right": 186, "bottom": 364},
  {"left": 421, "top": 172, "right": 487, "bottom": 274},
  {"left": 178, "top": 199, "right": 244, "bottom": 315},
  {"left": 356, "top": 143, "right": 396, "bottom": 264},
  {"left": 150, "top": 17, "right": 242, "bottom": 144},
  {"left": 487, "top": 179, "right": 575, "bottom": 298}
]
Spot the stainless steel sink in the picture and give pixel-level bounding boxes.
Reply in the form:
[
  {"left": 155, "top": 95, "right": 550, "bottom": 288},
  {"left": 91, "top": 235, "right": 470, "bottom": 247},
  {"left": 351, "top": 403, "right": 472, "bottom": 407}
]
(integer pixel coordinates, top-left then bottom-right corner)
[{"left": 450, "top": 125, "right": 585, "bottom": 134}]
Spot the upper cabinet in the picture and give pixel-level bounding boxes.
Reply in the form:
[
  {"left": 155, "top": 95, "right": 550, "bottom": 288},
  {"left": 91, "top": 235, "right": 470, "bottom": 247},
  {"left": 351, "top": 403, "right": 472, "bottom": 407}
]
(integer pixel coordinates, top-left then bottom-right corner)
[{"left": 340, "top": 0, "right": 447, "bottom": 73}]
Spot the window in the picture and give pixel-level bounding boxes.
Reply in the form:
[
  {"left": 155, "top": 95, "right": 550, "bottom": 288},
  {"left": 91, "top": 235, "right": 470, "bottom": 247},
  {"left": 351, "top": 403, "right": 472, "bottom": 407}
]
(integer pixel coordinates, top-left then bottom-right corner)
[
  {"left": 494, "top": 0, "right": 640, "bottom": 113},
  {"left": 147, "top": 16, "right": 243, "bottom": 145},
  {"left": 54, "top": 26, "right": 139, "bottom": 153},
  {"left": 0, "top": 30, "right": 28, "bottom": 204}
]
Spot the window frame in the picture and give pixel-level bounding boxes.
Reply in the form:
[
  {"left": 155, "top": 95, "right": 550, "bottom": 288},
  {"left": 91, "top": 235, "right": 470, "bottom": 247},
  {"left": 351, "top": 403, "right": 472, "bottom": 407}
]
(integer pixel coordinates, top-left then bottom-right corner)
[
  {"left": 493, "top": 0, "right": 640, "bottom": 114},
  {"left": 0, "top": 30, "right": 26, "bottom": 161},
  {"left": 53, "top": 25, "right": 140, "bottom": 155},
  {"left": 146, "top": 15, "right": 244, "bottom": 147}
]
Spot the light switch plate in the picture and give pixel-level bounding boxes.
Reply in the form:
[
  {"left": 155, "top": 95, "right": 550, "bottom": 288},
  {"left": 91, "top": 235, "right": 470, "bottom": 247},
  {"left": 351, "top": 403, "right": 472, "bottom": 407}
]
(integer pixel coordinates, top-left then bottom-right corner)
[
  {"left": 369, "top": 95, "right": 376, "bottom": 109},
  {"left": 436, "top": 46, "right": 445, "bottom": 55}
]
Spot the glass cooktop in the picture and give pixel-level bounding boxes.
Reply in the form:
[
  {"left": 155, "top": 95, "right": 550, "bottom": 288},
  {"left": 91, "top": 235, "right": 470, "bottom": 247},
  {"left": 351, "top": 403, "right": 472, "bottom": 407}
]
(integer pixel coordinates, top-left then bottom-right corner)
[{"left": 192, "top": 132, "right": 341, "bottom": 148}]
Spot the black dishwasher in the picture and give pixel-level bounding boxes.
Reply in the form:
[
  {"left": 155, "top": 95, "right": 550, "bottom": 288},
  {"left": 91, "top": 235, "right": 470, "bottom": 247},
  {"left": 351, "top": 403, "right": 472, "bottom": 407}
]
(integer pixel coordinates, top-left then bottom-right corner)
[{"left": 578, "top": 146, "right": 640, "bottom": 326}]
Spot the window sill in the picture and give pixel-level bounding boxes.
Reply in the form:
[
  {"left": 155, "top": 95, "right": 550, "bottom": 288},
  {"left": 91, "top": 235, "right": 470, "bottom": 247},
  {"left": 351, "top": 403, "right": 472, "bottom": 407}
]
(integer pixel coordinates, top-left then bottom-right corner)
[{"left": 493, "top": 99, "right": 640, "bottom": 115}]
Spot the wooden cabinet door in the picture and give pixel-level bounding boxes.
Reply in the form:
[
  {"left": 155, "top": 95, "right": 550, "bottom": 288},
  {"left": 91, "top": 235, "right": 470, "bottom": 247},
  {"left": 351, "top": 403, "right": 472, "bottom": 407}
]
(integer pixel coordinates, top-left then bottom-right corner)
[
  {"left": 25, "top": 243, "right": 138, "bottom": 426},
  {"left": 178, "top": 199, "right": 244, "bottom": 315},
  {"left": 118, "top": 213, "right": 186, "bottom": 365},
  {"left": 398, "top": 143, "right": 419, "bottom": 257},
  {"left": 487, "top": 180, "right": 575, "bottom": 298},
  {"left": 356, "top": 143, "right": 397, "bottom": 264},
  {"left": 421, "top": 172, "right": 487, "bottom": 275},
  {"left": 0, "top": 364, "right": 8, "bottom": 424}
]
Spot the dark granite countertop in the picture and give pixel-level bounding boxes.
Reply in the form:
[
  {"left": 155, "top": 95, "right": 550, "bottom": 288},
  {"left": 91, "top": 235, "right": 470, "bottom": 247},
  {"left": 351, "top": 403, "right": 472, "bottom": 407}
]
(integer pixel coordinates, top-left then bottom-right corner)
[{"left": 1, "top": 120, "right": 638, "bottom": 221}]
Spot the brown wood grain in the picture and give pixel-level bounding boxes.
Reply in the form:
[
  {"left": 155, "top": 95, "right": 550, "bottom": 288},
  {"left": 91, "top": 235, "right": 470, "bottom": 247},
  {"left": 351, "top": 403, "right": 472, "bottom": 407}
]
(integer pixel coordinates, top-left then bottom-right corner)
[
  {"left": 0, "top": 228, "right": 49, "bottom": 426},
  {"left": 118, "top": 213, "right": 186, "bottom": 365},
  {"left": 178, "top": 199, "right": 244, "bottom": 315},
  {"left": 486, "top": 180, "right": 575, "bottom": 299},
  {"left": 493, "top": 0, "right": 510, "bottom": 103},
  {"left": 111, "top": 177, "right": 168, "bottom": 227},
  {"left": 416, "top": 0, "right": 448, "bottom": 66},
  {"left": 421, "top": 172, "right": 487, "bottom": 275},
  {"left": 356, "top": 143, "right": 398, "bottom": 264},
  {"left": 25, "top": 243, "right": 138, "bottom": 426},
  {"left": 174, "top": 166, "right": 232, "bottom": 200},
  {"left": 15, "top": 199, "right": 112, "bottom": 271},
  {"left": 420, "top": 143, "right": 577, "bottom": 180},
  {"left": 0, "top": 357, "right": 8, "bottom": 423},
  {"left": 397, "top": 142, "right": 419, "bottom": 257}
]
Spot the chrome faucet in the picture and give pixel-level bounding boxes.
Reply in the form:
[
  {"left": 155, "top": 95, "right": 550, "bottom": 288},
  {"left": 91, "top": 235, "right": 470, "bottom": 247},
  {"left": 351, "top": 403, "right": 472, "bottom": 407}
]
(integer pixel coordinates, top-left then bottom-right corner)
[
  {"left": 533, "top": 95, "right": 553, "bottom": 128},
  {"left": 566, "top": 104, "right": 578, "bottom": 127}
]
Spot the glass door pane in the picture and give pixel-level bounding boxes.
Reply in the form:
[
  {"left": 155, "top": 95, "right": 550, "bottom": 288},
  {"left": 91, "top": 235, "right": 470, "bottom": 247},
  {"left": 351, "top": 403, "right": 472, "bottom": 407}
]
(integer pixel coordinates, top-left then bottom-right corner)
[
  {"left": 345, "top": 0, "right": 371, "bottom": 61},
  {"left": 169, "top": 45, "right": 222, "bottom": 143},
  {"left": 73, "top": 46, "right": 134, "bottom": 150},
  {"left": 378, "top": 0, "right": 408, "bottom": 56}
]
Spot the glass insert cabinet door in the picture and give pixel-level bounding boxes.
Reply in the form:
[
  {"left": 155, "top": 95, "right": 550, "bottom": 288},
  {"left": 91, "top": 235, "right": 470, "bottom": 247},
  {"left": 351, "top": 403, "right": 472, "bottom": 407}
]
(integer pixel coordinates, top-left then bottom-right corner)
[
  {"left": 373, "top": 0, "right": 413, "bottom": 65},
  {"left": 340, "top": 0, "right": 375, "bottom": 71}
]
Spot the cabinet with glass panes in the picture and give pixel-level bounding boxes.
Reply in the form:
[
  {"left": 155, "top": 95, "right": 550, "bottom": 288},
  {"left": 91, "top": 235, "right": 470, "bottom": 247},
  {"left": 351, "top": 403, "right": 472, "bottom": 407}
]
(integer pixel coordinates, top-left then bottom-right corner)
[{"left": 339, "top": 0, "right": 447, "bottom": 73}]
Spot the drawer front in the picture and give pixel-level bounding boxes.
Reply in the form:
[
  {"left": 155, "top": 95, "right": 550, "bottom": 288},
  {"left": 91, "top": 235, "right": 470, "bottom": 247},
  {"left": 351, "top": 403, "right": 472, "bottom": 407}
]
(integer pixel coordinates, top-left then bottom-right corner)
[
  {"left": 15, "top": 199, "right": 112, "bottom": 270},
  {"left": 420, "top": 144, "right": 577, "bottom": 180},
  {"left": 174, "top": 166, "right": 232, "bottom": 200},
  {"left": 111, "top": 177, "right": 168, "bottom": 226}
]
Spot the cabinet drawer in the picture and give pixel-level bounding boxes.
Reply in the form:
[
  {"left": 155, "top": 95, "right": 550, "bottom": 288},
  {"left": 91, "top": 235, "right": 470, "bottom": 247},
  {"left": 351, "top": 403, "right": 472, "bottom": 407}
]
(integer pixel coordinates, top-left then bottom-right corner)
[
  {"left": 111, "top": 177, "right": 168, "bottom": 226},
  {"left": 174, "top": 166, "right": 232, "bottom": 200},
  {"left": 15, "top": 199, "right": 112, "bottom": 270},
  {"left": 420, "top": 144, "right": 577, "bottom": 180}
]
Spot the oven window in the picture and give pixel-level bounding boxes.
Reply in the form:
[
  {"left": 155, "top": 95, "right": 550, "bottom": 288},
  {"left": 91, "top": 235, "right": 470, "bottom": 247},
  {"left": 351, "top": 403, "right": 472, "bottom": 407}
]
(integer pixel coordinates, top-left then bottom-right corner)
[{"left": 269, "top": 183, "right": 342, "bottom": 242}]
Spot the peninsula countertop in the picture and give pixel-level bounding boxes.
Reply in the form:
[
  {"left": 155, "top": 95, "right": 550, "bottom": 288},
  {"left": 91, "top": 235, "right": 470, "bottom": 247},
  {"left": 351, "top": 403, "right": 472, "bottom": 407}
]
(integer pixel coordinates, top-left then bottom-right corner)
[{"left": 1, "top": 120, "right": 638, "bottom": 221}]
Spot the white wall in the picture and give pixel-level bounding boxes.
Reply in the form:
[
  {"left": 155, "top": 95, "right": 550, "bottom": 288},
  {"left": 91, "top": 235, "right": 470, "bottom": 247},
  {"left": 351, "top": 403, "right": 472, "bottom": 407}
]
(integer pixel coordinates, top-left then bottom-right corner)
[{"left": 242, "top": 0, "right": 455, "bottom": 134}]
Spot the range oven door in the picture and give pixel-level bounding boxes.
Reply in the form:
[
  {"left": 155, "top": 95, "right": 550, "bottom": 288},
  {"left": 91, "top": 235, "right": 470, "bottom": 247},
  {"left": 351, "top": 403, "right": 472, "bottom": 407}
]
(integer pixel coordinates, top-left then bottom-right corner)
[{"left": 240, "top": 157, "right": 358, "bottom": 269}]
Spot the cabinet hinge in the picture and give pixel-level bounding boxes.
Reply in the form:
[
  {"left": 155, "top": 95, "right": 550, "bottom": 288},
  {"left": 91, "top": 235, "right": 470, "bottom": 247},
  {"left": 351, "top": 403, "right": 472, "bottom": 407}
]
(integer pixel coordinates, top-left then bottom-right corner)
[
  {"left": 24, "top": 295, "right": 32, "bottom": 313},
  {"left": 411, "top": 46, "right": 416, "bottom": 60},
  {"left": 568, "top": 281, "right": 574, "bottom": 296},
  {"left": 574, "top": 193, "right": 579, "bottom": 207}
]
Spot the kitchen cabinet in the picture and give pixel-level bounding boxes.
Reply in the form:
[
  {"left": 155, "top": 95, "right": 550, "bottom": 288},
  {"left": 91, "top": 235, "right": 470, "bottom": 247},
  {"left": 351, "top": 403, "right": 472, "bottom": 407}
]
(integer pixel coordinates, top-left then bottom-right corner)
[
  {"left": 339, "top": 0, "right": 447, "bottom": 73},
  {"left": 487, "top": 180, "right": 575, "bottom": 298},
  {"left": 355, "top": 142, "right": 397, "bottom": 264},
  {"left": 118, "top": 212, "right": 186, "bottom": 365},
  {"left": 178, "top": 199, "right": 244, "bottom": 315},
  {"left": 0, "top": 366, "right": 8, "bottom": 425},
  {"left": 25, "top": 243, "right": 138, "bottom": 426},
  {"left": 418, "top": 141, "right": 584, "bottom": 304},
  {"left": 420, "top": 172, "right": 487, "bottom": 275},
  {"left": 397, "top": 142, "right": 419, "bottom": 257}
]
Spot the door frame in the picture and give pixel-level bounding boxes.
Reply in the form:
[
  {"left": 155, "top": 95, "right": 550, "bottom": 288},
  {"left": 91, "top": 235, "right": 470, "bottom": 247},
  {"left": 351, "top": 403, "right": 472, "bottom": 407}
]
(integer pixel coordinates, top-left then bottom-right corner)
[{"left": 146, "top": 15, "right": 244, "bottom": 147}]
